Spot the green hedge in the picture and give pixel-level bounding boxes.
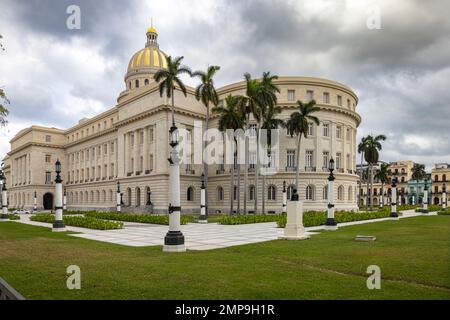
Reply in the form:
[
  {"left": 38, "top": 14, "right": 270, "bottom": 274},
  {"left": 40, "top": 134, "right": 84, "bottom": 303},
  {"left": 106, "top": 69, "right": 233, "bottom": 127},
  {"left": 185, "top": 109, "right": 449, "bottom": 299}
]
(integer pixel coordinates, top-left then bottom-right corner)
[
  {"left": 84, "top": 211, "right": 191, "bottom": 225},
  {"left": 218, "top": 214, "right": 283, "bottom": 225},
  {"left": 438, "top": 209, "right": 450, "bottom": 216},
  {"left": 415, "top": 205, "right": 442, "bottom": 213},
  {"left": 8, "top": 214, "right": 21, "bottom": 220},
  {"left": 276, "top": 210, "right": 391, "bottom": 228},
  {"left": 30, "top": 214, "right": 123, "bottom": 230}
]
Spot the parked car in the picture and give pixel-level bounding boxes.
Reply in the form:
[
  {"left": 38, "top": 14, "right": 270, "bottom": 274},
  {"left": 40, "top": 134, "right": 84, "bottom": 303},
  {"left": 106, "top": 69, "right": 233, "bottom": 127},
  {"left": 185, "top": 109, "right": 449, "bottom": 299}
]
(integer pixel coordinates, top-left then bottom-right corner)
[{"left": 13, "top": 209, "right": 30, "bottom": 214}]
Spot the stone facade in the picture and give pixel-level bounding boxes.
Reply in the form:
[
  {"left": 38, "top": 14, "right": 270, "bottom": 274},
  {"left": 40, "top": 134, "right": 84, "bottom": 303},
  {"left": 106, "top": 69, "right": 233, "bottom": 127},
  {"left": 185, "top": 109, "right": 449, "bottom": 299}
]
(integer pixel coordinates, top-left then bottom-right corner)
[{"left": 1, "top": 27, "right": 362, "bottom": 214}]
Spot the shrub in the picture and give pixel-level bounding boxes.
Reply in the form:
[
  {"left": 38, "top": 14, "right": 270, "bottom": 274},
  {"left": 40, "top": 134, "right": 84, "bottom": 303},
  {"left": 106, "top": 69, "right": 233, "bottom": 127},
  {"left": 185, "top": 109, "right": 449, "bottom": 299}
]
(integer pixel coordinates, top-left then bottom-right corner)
[
  {"left": 84, "top": 211, "right": 190, "bottom": 225},
  {"left": 277, "top": 209, "right": 391, "bottom": 228},
  {"left": 415, "top": 205, "right": 441, "bottom": 213},
  {"left": 30, "top": 214, "right": 123, "bottom": 230},
  {"left": 438, "top": 209, "right": 450, "bottom": 216},
  {"left": 8, "top": 214, "right": 20, "bottom": 220},
  {"left": 219, "top": 214, "right": 283, "bottom": 225}
]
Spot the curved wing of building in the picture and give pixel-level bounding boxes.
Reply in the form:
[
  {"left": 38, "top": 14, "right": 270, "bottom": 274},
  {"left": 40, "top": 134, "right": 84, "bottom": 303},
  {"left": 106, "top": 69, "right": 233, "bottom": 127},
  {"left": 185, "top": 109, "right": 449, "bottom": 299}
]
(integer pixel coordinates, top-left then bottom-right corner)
[{"left": 2, "top": 25, "right": 361, "bottom": 213}]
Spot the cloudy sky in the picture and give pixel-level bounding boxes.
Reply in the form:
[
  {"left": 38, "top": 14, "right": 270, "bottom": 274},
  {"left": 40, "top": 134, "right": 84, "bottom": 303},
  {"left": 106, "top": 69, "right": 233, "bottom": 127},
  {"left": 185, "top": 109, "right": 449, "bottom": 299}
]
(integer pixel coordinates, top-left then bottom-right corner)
[{"left": 0, "top": 0, "right": 449, "bottom": 169}]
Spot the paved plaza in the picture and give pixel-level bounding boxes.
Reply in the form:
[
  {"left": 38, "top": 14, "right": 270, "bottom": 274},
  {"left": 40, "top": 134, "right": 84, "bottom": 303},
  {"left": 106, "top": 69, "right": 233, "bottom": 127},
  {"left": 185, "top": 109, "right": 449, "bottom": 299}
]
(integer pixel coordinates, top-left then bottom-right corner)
[{"left": 16, "top": 210, "right": 428, "bottom": 251}]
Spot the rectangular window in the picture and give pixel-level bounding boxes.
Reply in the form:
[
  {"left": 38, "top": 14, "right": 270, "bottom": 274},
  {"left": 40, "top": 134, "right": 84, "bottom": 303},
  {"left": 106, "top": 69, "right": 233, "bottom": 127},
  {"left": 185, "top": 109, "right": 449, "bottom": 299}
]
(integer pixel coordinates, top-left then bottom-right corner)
[
  {"left": 347, "top": 99, "right": 351, "bottom": 108},
  {"left": 86, "top": 150, "right": 89, "bottom": 160},
  {"left": 336, "top": 126, "right": 342, "bottom": 139},
  {"left": 336, "top": 153, "right": 342, "bottom": 169},
  {"left": 323, "top": 123, "right": 329, "bottom": 137},
  {"left": 306, "top": 90, "right": 314, "bottom": 102},
  {"left": 140, "top": 131, "right": 144, "bottom": 144},
  {"left": 323, "top": 92, "right": 330, "bottom": 104},
  {"left": 149, "top": 128, "right": 154, "bottom": 141},
  {"left": 287, "top": 150, "right": 296, "bottom": 168},
  {"left": 45, "top": 135, "right": 51, "bottom": 142},
  {"left": 130, "top": 133, "right": 134, "bottom": 146},
  {"left": 104, "top": 144, "right": 108, "bottom": 155},
  {"left": 307, "top": 123, "right": 314, "bottom": 136},
  {"left": 322, "top": 151, "right": 329, "bottom": 169},
  {"left": 287, "top": 90, "right": 295, "bottom": 101},
  {"left": 45, "top": 154, "right": 51, "bottom": 163},
  {"left": 111, "top": 141, "right": 115, "bottom": 153},
  {"left": 45, "top": 171, "right": 51, "bottom": 184},
  {"left": 306, "top": 150, "right": 314, "bottom": 168},
  {"left": 337, "top": 95, "right": 342, "bottom": 106},
  {"left": 346, "top": 128, "right": 351, "bottom": 140}
]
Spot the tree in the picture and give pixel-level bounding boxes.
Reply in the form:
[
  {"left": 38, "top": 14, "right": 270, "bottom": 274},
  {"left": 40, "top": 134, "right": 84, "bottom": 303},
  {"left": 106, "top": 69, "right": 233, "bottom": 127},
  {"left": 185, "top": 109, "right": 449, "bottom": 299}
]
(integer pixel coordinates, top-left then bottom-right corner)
[
  {"left": 286, "top": 100, "right": 320, "bottom": 191},
  {"left": 261, "top": 104, "right": 285, "bottom": 214},
  {"left": 374, "top": 163, "right": 391, "bottom": 207},
  {"left": 212, "top": 95, "right": 246, "bottom": 215},
  {"left": 192, "top": 65, "right": 221, "bottom": 217},
  {"left": 361, "top": 134, "right": 387, "bottom": 211},
  {"left": 357, "top": 136, "right": 369, "bottom": 207},
  {"left": 0, "top": 88, "right": 9, "bottom": 127},
  {"left": 411, "top": 163, "right": 426, "bottom": 205}
]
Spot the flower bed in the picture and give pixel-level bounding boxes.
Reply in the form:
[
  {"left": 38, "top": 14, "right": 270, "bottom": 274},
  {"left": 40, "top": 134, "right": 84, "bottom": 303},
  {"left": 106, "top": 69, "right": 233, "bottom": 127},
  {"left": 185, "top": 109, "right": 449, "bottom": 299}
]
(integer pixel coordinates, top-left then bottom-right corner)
[
  {"left": 84, "top": 211, "right": 191, "bottom": 225},
  {"left": 30, "top": 214, "right": 123, "bottom": 230}
]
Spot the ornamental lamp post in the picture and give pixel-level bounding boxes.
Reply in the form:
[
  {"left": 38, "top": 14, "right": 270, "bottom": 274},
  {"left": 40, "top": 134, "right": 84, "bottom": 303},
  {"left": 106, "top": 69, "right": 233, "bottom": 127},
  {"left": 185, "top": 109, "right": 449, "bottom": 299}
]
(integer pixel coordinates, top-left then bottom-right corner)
[
  {"left": 325, "top": 158, "right": 338, "bottom": 230},
  {"left": 422, "top": 178, "right": 429, "bottom": 214},
  {"left": 63, "top": 188, "right": 67, "bottom": 211},
  {"left": 390, "top": 176, "right": 399, "bottom": 218},
  {"left": 116, "top": 181, "right": 121, "bottom": 212},
  {"left": 53, "top": 159, "right": 66, "bottom": 232},
  {"left": 33, "top": 191, "right": 37, "bottom": 212},
  {"left": 442, "top": 183, "right": 447, "bottom": 210},
  {"left": 163, "top": 120, "right": 186, "bottom": 252},
  {"left": 199, "top": 173, "right": 207, "bottom": 224},
  {"left": 282, "top": 180, "right": 287, "bottom": 214}
]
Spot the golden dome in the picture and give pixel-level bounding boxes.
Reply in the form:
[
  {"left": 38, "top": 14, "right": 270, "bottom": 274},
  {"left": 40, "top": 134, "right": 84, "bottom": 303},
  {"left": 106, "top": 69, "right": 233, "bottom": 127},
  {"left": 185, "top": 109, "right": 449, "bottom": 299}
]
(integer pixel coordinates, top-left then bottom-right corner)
[
  {"left": 127, "top": 47, "right": 168, "bottom": 72},
  {"left": 147, "top": 26, "right": 157, "bottom": 34}
]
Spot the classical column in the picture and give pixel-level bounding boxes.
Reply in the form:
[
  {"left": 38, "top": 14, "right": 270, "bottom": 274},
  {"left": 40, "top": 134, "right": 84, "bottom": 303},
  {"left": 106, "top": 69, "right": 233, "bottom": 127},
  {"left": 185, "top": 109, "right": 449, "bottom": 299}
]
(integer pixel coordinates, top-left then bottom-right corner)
[
  {"left": 422, "top": 180, "right": 429, "bottom": 214},
  {"left": 442, "top": 183, "right": 447, "bottom": 210},
  {"left": 53, "top": 159, "right": 66, "bottom": 232},
  {"left": 63, "top": 188, "right": 67, "bottom": 211},
  {"left": 199, "top": 173, "right": 207, "bottom": 224},
  {"left": 390, "top": 177, "right": 399, "bottom": 218},
  {"left": 282, "top": 180, "right": 287, "bottom": 214},
  {"left": 163, "top": 121, "right": 186, "bottom": 252},
  {"left": 116, "top": 181, "right": 121, "bottom": 212},
  {"left": 325, "top": 158, "right": 338, "bottom": 230},
  {"left": 0, "top": 169, "right": 8, "bottom": 219}
]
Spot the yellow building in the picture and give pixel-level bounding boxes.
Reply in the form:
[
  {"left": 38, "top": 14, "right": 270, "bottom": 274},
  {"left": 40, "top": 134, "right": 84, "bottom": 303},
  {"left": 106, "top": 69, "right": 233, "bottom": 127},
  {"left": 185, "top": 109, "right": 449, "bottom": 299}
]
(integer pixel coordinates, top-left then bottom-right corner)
[
  {"left": 431, "top": 163, "right": 449, "bottom": 205},
  {"left": 2, "top": 25, "right": 362, "bottom": 213}
]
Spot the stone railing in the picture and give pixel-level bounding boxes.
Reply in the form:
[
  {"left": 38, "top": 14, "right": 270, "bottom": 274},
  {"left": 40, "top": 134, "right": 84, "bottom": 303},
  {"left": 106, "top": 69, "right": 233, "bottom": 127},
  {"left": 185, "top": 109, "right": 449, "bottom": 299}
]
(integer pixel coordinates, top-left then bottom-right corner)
[{"left": 0, "top": 277, "right": 25, "bottom": 300}]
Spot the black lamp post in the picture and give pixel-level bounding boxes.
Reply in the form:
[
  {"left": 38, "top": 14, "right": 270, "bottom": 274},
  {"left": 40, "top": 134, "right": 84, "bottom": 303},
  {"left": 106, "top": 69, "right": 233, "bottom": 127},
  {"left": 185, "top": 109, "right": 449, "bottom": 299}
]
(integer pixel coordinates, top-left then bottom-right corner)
[
  {"left": 282, "top": 180, "right": 287, "bottom": 213},
  {"left": 0, "top": 168, "right": 7, "bottom": 218},
  {"left": 146, "top": 189, "right": 152, "bottom": 206},
  {"left": 116, "top": 181, "right": 121, "bottom": 212},
  {"left": 53, "top": 159, "right": 66, "bottom": 231},
  {"left": 390, "top": 176, "right": 398, "bottom": 218},
  {"left": 422, "top": 178, "right": 429, "bottom": 213},
  {"left": 199, "top": 173, "right": 207, "bottom": 223},
  {"left": 325, "top": 158, "right": 337, "bottom": 229}
]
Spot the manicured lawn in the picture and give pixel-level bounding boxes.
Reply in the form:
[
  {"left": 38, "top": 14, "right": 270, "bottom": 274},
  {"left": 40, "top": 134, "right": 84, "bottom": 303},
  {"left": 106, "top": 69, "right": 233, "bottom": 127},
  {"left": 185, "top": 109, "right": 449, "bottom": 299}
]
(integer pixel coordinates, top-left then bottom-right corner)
[{"left": 0, "top": 216, "right": 449, "bottom": 300}]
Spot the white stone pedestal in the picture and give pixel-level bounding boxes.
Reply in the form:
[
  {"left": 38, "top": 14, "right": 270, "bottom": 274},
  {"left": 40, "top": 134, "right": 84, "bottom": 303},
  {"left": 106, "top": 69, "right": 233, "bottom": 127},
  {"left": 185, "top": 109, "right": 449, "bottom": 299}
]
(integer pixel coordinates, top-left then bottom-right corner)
[{"left": 279, "top": 200, "right": 309, "bottom": 240}]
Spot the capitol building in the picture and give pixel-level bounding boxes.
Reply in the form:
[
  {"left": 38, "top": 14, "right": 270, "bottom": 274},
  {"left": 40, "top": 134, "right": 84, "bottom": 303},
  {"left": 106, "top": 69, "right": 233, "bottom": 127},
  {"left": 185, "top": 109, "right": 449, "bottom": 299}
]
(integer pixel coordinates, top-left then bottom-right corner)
[{"left": 1, "top": 25, "right": 361, "bottom": 214}]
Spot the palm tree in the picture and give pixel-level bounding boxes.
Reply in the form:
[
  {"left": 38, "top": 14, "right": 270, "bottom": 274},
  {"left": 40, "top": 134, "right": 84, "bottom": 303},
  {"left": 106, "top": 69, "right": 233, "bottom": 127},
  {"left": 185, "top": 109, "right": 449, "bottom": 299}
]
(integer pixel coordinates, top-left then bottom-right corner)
[
  {"left": 261, "top": 104, "right": 285, "bottom": 214},
  {"left": 286, "top": 100, "right": 320, "bottom": 190},
  {"left": 192, "top": 65, "right": 221, "bottom": 217},
  {"left": 374, "top": 163, "right": 391, "bottom": 207},
  {"left": 360, "top": 134, "right": 387, "bottom": 211},
  {"left": 411, "top": 163, "right": 426, "bottom": 205},
  {"left": 153, "top": 56, "right": 192, "bottom": 126},
  {"left": 357, "top": 136, "right": 369, "bottom": 207},
  {"left": 212, "top": 95, "right": 246, "bottom": 215},
  {"left": 0, "top": 88, "right": 9, "bottom": 127}
]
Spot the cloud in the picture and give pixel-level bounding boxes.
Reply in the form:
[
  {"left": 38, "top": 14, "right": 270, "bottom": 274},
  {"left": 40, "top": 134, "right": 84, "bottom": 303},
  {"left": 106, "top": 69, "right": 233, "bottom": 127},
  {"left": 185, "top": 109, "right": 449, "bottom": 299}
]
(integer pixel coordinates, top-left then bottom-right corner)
[{"left": 0, "top": 0, "right": 449, "bottom": 171}]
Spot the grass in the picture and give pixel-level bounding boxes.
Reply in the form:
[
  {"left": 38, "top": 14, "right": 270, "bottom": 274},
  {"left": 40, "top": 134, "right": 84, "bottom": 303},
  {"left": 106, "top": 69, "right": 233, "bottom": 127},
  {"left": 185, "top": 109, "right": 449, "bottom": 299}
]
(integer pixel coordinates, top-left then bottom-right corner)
[
  {"left": 0, "top": 216, "right": 449, "bottom": 300},
  {"left": 30, "top": 214, "right": 124, "bottom": 230}
]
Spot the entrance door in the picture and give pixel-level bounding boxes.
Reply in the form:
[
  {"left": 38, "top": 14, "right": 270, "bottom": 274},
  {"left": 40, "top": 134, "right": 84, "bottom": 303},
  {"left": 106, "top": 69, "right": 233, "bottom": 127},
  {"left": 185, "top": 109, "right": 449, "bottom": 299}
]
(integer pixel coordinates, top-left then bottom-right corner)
[{"left": 43, "top": 193, "right": 53, "bottom": 210}]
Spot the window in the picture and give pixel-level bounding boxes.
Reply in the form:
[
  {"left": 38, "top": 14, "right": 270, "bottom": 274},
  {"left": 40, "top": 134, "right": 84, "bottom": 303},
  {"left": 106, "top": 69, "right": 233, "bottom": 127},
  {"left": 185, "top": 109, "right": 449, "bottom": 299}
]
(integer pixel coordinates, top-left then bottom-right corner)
[
  {"left": 45, "top": 154, "right": 51, "bottom": 163},
  {"left": 434, "top": 175, "right": 438, "bottom": 182},
  {"left": 307, "top": 123, "right": 314, "bottom": 136},
  {"left": 287, "top": 90, "right": 295, "bottom": 101},
  {"left": 249, "top": 185, "right": 255, "bottom": 200},
  {"left": 217, "top": 187, "right": 224, "bottom": 201},
  {"left": 287, "top": 185, "right": 295, "bottom": 201},
  {"left": 45, "top": 171, "right": 51, "bottom": 184},
  {"left": 323, "top": 92, "right": 330, "bottom": 104},
  {"left": 347, "top": 99, "right": 351, "bottom": 109},
  {"left": 234, "top": 186, "right": 238, "bottom": 201},
  {"left": 306, "top": 185, "right": 314, "bottom": 200},
  {"left": 336, "top": 126, "right": 342, "bottom": 139},
  {"left": 287, "top": 150, "right": 296, "bottom": 169},
  {"left": 336, "top": 153, "right": 342, "bottom": 169},
  {"left": 337, "top": 186, "right": 344, "bottom": 200},
  {"left": 110, "top": 163, "right": 115, "bottom": 177},
  {"left": 337, "top": 95, "right": 342, "bottom": 106},
  {"left": 149, "top": 154, "right": 154, "bottom": 171},
  {"left": 140, "top": 131, "right": 144, "bottom": 144},
  {"left": 249, "top": 124, "right": 257, "bottom": 137},
  {"left": 323, "top": 185, "right": 328, "bottom": 200},
  {"left": 111, "top": 141, "right": 115, "bottom": 153},
  {"left": 130, "top": 133, "right": 135, "bottom": 146},
  {"left": 135, "top": 79, "right": 139, "bottom": 88},
  {"left": 306, "top": 151, "right": 314, "bottom": 168},
  {"left": 306, "top": 90, "right": 314, "bottom": 102},
  {"left": 104, "top": 144, "right": 108, "bottom": 155},
  {"left": 144, "top": 79, "right": 149, "bottom": 86},
  {"left": 45, "top": 135, "right": 51, "bottom": 142},
  {"left": 149, "top": 128, "right": 154, "bottom": 141},
  {"left": 346, "top": 128, "right": 351, "bottom": 140},
  {"left": 187, "top": 187, "right": 194, "bottom": 201},
  {"left": 323, "top": 123, "right": 329, "bottom": 137},
  {"left": 268, "top": 185, "right": 276, "bottom": 200},
  {"left": 444, "top": 174, "right": 447, "bottom": 182},
  {"left": 322, "top": 151, "right": 329, "bottom": 169}
]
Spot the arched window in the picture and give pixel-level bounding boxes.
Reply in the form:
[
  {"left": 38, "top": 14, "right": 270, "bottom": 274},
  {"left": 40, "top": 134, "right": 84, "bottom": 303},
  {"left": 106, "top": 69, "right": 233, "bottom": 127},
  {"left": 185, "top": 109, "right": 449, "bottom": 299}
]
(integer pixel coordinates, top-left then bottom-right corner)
[
  {"left": 135, "top": 79, "right": 139, "bottom": 88},
  {"left": 217, "top": 187, "right": 224, "bottom": 201},
  {"left": 136, "top": 188, "right": 141, "bottom": 206},
  {"left": 126, "top": 188, "right": 132, "bottom": 206},
  {"left": 268, "top": 185, "right": 276, "bottom": 200},
  {"left": 145, "top": 187, "right": 151, "bottom": 205},
  {"left": 435, "top": 175, "right": 439, "bottom": 182},
  {"left": 128, "top": 82, "right": 131, "bottom": 89},
  {"left": 102, "top": 190, "right": 106, "bottom": 202},
  {"left": 287, "top": 185, "right": 295, "bottom": 201},
  {"left": 348, "top": 186, "right": 353, "bottom": 201},
  {"left": 90, "top": 191, "right": 94, "bottom": 202},
  {"left": 144, "top": 79, "right": 149, "bottom": 86},
  {"left": 306, "top": 185, "right": 314, "bottom": 200},
  {"left": 249, "top": 185, "right": 255, "bottom": 201},
  {"left": 187, "top": 187, "right": 194, "bottom": 201},
  {"left": 96, "top": 190, "right": 100, "bottom": 202},
  {"left": 323, "top": 186, "right": 328, "bottom": 201},
  {"left": 444, "top": 174, "right": 447, "bottom": 182},
  {"left": 337, "top": 186, "right": 344, "bottom": 200}
]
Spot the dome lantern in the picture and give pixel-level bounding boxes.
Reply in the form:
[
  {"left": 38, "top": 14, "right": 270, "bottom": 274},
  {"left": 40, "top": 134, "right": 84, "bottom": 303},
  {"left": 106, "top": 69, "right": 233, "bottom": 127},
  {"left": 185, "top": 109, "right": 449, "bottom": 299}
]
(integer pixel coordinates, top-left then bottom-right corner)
[{"left": 146, "top": 19, "right": 158, "bottom": 47}]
